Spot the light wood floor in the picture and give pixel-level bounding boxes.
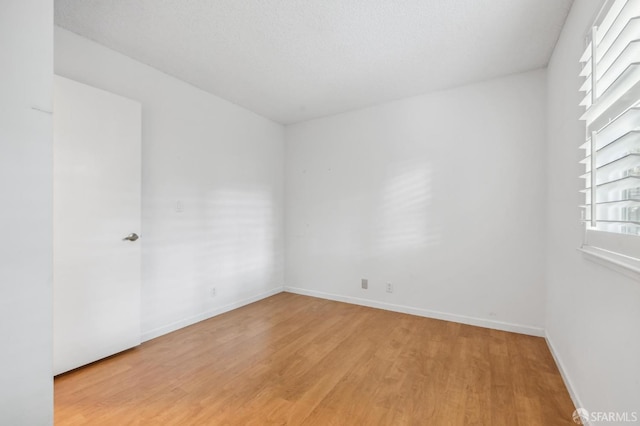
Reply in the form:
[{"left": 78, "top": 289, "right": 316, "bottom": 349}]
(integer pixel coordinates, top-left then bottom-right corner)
[{"left": 55, "top": 293, "right": 575, "bottom": 425}]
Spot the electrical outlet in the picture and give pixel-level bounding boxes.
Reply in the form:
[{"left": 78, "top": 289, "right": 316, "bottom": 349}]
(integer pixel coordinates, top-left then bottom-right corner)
[
  {"left": 361, "top": 278, "right": 368, "bottom": 289},
  {"left": 211, "top": 287, "right": 216, "bottom": 297},
  {"left": 386, "top": 282, "right": 393, "bottom": 293}
]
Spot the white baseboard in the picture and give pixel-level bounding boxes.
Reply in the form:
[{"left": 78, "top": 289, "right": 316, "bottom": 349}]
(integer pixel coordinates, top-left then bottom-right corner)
[
  {"left": 141, "top": 287, "right": 284, "bottom": 342},
  {"left": 545, "top": 332, "right": 587, "bottom": 423},
  {"left": 284, "top": 286, "right": 545, "bottom": 337}
]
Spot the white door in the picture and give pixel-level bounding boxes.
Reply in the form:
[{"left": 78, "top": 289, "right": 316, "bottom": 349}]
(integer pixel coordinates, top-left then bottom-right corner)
[{"left": 53, "top": 76, "right": 141, "bottom": 375}]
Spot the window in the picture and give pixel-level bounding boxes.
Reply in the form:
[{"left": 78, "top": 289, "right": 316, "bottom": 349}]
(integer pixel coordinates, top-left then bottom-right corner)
[{"left": 579, "top": 0, "right": 640, "bottom": 271}]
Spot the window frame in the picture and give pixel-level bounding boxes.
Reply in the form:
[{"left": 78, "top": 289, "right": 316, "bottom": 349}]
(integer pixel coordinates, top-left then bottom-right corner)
[{"left": 578, "top": 0, "right": 640, "bottom": 275}]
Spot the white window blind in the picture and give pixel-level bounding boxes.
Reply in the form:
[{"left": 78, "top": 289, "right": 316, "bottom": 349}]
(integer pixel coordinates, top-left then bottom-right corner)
[{"left": 579, "top": 0, "right": 640, "bottom": 266}]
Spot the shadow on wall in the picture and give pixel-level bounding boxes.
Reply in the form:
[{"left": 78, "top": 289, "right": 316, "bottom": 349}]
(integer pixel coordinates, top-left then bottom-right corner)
[
  {"left": 142, "top": 185, "right": 280, "bottom": 327},
  {"left": 373, "top": 160, "right": 440, "bottom": 253},
  {"left": 203, "top": 186, "right": 276, "bottom": 298}
]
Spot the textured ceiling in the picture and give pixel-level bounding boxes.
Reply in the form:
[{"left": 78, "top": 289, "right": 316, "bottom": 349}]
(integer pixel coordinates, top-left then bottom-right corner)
[{"left": 55, "top": 0, "right": 573, "bottom": 124}]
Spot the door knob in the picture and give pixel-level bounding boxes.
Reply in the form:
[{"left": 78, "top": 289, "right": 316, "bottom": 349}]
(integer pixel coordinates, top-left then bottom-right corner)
[{"left": 123, "top": 233, "right": 139, "bottom": 242}]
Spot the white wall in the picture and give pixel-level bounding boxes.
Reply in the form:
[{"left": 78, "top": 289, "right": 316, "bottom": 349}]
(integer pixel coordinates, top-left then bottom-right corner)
[
  {"left": 285, "top": 69, "right": 547, "bottom": 334},
  {"left": 546, "top": 0, "right": 640, "bottom": 419},
  {"left": 0, "top": 1, "right": 53, "bottom": 424},
  {"left": 55, "top": 28, "right": 285, "bottom": 340}
]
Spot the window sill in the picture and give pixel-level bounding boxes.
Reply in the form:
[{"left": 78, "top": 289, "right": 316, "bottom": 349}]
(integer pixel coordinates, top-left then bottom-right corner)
[{"left": 578, "top": 245, "right": 640, "bottom": 280}]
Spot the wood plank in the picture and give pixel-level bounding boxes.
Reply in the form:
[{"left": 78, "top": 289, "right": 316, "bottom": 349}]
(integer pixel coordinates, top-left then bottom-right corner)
[{"left": 55, "top": 293, "right": 576, "bottom": 425}]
